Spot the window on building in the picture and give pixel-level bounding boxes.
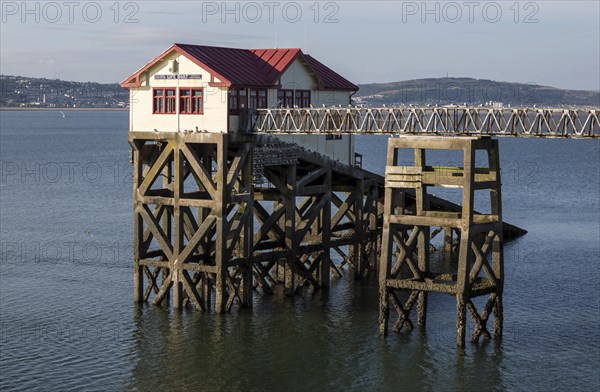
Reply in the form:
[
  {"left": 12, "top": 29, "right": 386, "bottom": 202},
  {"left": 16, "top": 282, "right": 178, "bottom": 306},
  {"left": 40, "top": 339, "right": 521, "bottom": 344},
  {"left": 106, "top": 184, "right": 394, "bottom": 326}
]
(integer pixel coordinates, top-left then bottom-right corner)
[
  {"left": 295, "top": 90, "right": 311, "bottom": 108},
  {"left": 239, "top": 88, "right": 247, "bottom": 112},
  {"left": 230, "top": 88, "right": 266, "bottom": 114},
  {"left": 258, "top": 89, "right": 267, "bottom": 108},
  {"left": 326, "top": 135, "right": 343, "bottom": 140},
  {"left": 180, "top": 88, "right": 203, "bottom": 114},
  {"left": 249, "top": 89, "right": 268, "bottom": 109},
  {"left": 277, "top": 89, "right": 295, "bottom": 108},
  {"left": 153, "top": 88, "right": 176, "bottom": 114},
  {"left": 228, "top": 89, "right": 239, "bottom": 115},
  {"left": 278, "top": 89, "right": 311, "bottom": 108}
]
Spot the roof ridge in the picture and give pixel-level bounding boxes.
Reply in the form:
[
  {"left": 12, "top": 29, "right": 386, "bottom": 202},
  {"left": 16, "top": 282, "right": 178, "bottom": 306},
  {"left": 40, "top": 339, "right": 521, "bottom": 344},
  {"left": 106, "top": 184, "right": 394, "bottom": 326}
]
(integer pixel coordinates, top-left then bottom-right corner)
[{"left": 122, "top": 44, "right": 356, "bottom": 91}]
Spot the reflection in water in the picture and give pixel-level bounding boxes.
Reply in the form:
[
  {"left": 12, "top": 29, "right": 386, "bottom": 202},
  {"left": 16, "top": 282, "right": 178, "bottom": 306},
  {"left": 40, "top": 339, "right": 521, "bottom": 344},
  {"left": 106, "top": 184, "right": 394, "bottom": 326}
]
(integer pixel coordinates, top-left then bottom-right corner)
[{"left": 125, "top": 283, "right": 509, "bottom": 391}]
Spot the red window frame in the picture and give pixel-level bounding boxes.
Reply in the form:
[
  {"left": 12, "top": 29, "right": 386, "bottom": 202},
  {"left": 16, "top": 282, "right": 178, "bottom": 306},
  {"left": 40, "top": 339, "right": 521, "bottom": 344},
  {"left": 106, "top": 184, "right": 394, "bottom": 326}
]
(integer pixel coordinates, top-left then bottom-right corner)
[
  {"left": 179, "top": 88, "right": 203, "bottom": 114},
  {"left": 153, "top": 88, "right": 176, "bottom": 114}
]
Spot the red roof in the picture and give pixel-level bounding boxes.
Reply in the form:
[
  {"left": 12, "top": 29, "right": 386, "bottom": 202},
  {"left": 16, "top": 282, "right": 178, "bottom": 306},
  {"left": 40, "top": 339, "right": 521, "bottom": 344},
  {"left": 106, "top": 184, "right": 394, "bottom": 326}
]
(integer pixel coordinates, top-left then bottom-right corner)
[{"left": 121, "top": 44, "right": 358, "bottom": 91}]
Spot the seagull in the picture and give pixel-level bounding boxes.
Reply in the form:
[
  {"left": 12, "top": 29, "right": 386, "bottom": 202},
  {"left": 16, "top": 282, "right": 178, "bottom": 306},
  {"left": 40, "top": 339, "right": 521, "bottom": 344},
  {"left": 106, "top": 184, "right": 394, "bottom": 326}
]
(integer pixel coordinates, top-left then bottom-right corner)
[
  {"left": 195, "top": 126, "right": 199, "bottom": 132},
  {"left": 153, "top": 128, "right": 158, "bottom": 132},
  {"left": 84, "top": 230, "right": 93, "bottom": 238}
]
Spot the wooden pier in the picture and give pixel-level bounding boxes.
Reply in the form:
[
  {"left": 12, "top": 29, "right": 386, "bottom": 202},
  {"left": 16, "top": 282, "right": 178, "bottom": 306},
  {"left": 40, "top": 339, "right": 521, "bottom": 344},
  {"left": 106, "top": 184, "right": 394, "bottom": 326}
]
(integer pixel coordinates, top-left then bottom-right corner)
[
  {"left": 130, "top": 131, "right": 383, "bottom": 312},
  {"left": 120, "top": 43, "right": 599, "bottom": 347},
  {"left": 378, "top": 136, "right": 504, "bottom": 347},
  {"left": 128, "top": 128, "right": 531, "bottom": 348}
]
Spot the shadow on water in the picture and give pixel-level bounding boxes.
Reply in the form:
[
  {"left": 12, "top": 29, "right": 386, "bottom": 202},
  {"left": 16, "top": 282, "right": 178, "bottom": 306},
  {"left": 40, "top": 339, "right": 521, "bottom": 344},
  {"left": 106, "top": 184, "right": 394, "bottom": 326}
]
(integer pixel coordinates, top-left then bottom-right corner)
[{"left": 124, "top": 272, "right": 509, "bottom": 391}]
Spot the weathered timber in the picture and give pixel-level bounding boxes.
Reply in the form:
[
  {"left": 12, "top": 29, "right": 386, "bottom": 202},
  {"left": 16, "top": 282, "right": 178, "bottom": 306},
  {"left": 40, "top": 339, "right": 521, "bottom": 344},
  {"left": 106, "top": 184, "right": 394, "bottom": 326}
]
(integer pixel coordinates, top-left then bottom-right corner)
[
  {"left": 130, "top": 131, "right": 523, "bottom": 334},
  {"left": 379, "top": 136, "right": 504, "bottom": 348}
]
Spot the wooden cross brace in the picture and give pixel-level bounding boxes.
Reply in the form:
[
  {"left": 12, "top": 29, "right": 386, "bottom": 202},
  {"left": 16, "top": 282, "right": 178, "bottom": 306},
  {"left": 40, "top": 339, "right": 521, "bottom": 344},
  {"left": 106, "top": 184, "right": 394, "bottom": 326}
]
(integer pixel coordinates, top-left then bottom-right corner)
[
  {"left": 389, "top": 290, "right": 419, "bottom": 332},
  {"left": 466, "top": 293, "right": 498, "bottom": 343}
]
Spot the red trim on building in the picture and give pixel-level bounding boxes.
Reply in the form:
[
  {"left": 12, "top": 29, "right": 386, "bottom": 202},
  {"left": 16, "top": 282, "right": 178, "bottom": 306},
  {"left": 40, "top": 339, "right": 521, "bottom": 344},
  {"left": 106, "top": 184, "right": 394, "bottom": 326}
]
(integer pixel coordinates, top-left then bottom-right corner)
[{"left": 121, "top": 44, "right": 358, "bottom": 92}]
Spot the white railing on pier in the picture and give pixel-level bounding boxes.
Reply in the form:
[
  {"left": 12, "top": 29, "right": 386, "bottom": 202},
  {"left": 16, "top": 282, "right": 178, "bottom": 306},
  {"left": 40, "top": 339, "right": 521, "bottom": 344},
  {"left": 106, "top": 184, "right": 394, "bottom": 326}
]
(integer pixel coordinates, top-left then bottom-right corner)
[{"left": 241, "top": 106, "right": 600, "bottom": 138}]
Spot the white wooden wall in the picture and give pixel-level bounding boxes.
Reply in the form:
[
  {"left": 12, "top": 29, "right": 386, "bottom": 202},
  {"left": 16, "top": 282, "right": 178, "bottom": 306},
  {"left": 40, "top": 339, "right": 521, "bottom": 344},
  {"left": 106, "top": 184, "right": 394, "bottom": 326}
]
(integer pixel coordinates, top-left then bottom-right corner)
[{"left": 128, "top": 52, "right": 355, "bottom": 166}]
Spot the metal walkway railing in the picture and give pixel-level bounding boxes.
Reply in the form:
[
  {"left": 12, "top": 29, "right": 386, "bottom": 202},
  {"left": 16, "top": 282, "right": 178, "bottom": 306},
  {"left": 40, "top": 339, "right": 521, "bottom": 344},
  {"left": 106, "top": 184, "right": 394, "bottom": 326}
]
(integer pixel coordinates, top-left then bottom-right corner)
[{"left": 240, "top": 106, "right": 600, "bottom": 138}]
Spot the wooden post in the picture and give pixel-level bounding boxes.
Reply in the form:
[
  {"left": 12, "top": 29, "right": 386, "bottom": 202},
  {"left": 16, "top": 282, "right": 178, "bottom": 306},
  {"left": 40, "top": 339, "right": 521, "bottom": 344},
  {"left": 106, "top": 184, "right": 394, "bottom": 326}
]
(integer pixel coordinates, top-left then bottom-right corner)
[
  {"left": 214, "top": 134, "right": 228, "bottom": 313},
  {"left": 378, "top": 140, "right": 398, "bottom": 335},
  {"left": 489, "top": 139, "right": 504, "bottom": 339},
  {"left": 353, "top": 179, "right": 366, "bottom": 279},
  {"left": 455, "top": 142, "right": 476, "bottom": 348},
  {"left": 241, "top": 146, "right": 254, "bottom": 307},
  {"left": 172, "top": 142, "right": 184, "bottom": 308},
  {"left": 319, "top": 169, "right": 332, "bottom": 287},
  {"left": 132, "top": 142, "right": 143, "bottom": 303},
  {"left": 415, "top": 147, "right": 429, "bottom": 328},
  {"left": 284, "top": 164, "right": 297, "bottom": 296}
]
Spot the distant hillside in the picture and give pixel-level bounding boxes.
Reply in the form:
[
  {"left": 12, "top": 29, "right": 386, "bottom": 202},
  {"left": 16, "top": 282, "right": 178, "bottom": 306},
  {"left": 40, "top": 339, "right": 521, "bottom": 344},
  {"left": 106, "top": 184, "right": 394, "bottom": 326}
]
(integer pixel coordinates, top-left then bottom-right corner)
[
  {"left": 0, "top": 75, "right": 127, "bottom": 108},
  {"left": 355, "top": 77, "right": 600, "bottom": 107},
  {"left": 1, "top": 75, "right": 598, "bottom": 109}
]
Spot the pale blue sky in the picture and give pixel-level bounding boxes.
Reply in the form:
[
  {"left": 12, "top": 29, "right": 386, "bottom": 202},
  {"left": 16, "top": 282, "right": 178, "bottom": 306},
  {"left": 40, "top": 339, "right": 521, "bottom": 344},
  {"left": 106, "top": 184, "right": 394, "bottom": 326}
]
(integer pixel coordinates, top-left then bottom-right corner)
[{"left": 1, "top": 1, "right": 599, "bottom": 90}]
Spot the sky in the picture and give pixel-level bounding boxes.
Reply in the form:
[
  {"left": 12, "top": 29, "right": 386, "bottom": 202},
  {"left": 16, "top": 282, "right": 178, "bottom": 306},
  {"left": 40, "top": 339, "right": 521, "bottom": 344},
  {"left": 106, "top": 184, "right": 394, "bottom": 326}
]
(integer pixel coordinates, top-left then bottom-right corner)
[{"left": 1, "top": 0, "right": 599, "bottom": 90}]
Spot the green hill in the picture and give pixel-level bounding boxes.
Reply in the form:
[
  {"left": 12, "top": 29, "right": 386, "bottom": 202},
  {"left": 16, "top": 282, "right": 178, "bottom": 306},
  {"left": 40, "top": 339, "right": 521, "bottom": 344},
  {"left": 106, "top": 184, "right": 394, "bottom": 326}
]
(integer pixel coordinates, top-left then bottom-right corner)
[{"left": 355, "top": 77, "right": 600, "bottom": 107}]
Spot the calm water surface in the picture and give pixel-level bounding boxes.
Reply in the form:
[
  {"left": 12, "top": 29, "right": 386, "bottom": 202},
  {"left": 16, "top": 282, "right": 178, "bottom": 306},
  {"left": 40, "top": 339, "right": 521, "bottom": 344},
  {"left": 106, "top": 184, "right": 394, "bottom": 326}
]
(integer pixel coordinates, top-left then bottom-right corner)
[{"left": 0, "top": 111, "right": 599, "bottom": 391}]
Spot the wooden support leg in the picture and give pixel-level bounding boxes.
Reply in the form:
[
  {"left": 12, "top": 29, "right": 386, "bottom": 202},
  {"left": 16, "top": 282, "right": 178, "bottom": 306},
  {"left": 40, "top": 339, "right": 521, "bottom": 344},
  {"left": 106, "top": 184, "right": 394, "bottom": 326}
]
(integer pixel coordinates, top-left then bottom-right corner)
[
  {"left": 489, "top": 139, "right": 504, "bottom": 341},
  {"left": 494, "top": 294, "right": 503, "bottom": 339},
  {"left": 214, "top": 268, "right": 227, "bottom": 313},
  {"left": 443, "top": 227, "right": 453, "bottom": 254},
  {"left": 318, "top": 170, "right": 332, "bottom": 287},
  {"left": 134, "top": 260, "right": 143, "bottom": 303},
  {"left": 379, "top": 142, "right": 398, "bottom": 336},
  {"left": 456, "top": 295, "right": 467, "bottom": 348},
  {"left": 214, "top": 135, "right": 228, "bottom": 313},
  {"left": 240, "top": 148, "right": 254, "bottom": 308},
  {"left": 132, "top": 143, "right": 144, "bottom": 303},
  {"left": 354, "top": 183, "right": 366, "bottom": 279},
  {"left": 417, "top": 291, "right": 427, "bottom": 328},
  {"left": 202, "top": 273, "right": 212, "bottom": 311},
  {"left": 284, "top": 164, "right": 297, "bottom": 296},
  {"left": 417, "top": 226, "right": 429, "bottom": 328},
  {"left": 172, "top": 143, "right": 185, "bottom": 309}
]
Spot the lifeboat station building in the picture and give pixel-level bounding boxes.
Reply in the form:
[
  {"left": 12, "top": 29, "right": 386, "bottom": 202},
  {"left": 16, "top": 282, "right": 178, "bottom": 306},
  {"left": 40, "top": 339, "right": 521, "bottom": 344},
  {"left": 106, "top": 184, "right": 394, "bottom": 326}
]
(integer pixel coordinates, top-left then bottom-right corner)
[{"left": 121, "top": 43, "right": 359, "bottom": 166}]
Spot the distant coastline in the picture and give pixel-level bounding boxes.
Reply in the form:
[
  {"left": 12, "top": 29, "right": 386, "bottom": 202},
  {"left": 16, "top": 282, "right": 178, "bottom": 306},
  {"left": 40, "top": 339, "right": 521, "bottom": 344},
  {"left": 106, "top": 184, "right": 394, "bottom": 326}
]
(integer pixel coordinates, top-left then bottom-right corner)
[{"left": 0, "top": 107, "right": 128, "bottom": 111}]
